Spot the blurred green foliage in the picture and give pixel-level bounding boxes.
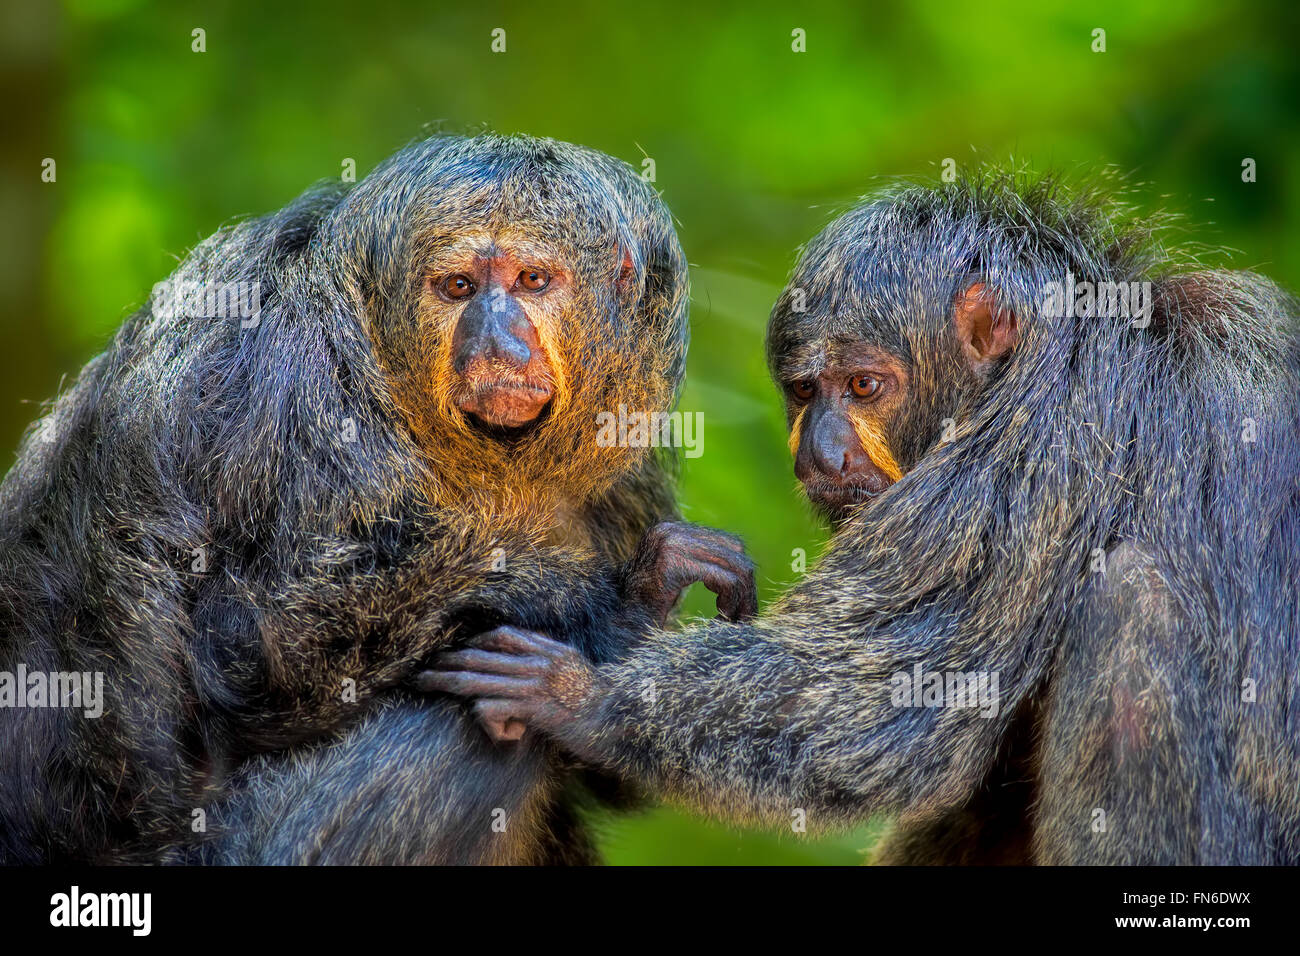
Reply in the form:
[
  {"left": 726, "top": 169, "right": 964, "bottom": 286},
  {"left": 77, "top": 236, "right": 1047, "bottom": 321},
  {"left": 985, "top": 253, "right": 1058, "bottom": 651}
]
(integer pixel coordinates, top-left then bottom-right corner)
[{"left": 2, "top": 0, "right": 1297, "bottom": 864}]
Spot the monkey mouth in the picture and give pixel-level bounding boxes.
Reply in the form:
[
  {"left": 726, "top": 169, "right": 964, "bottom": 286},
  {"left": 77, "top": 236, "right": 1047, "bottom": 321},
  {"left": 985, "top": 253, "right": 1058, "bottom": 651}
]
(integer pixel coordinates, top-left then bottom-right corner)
[
  {"left": 803, "top": 480, "right": 886, "bottom": 518},
  {"left": 455, "top": 379, "right": 554, "bottom": 431}
]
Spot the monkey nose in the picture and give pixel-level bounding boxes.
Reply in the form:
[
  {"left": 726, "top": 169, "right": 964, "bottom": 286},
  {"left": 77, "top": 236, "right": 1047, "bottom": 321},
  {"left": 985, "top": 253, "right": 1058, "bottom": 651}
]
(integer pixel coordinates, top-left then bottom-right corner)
[
  {"left": 794, "top": 444, "right": 843, "bottom": 483},
  {"left": 799, "top": 416, "right": 869, "bottom": 482},
  {"left": 815, "top": 428, "right": 856, "bottom": 477},
  {"left": 451, "top": 295, "right": 539, "bottom": 374},
  {"left": 817, "top": 446, "right": 855, "bottom": 478},
  {"left": 453, "top": 330, "right": 532, "bottom": 373}
]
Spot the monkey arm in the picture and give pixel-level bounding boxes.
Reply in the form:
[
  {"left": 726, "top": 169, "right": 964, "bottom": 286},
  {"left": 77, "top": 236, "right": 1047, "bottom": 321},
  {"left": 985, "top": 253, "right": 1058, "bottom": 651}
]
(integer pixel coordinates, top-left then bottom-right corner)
[
  {"left": 576, "top": 617, "right": 1026, "bottom": 827},
  {"left": 426, "top": 548, "right": 1052, "bottom": 829}
]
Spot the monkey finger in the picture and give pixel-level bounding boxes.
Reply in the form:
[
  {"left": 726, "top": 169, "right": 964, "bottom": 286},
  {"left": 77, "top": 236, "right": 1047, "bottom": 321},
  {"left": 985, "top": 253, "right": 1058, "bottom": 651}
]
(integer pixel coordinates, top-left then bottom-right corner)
[
  {"left": 645, "top": 561, "right": 749, "bottom": 622},
  {"left": 654, "top": 551, "right": 746, "bottom": 593},
  {"left": 692, "top": 544, "right": 756, "bottom": 586},
  {"left": 650, "top": 520, "right": 741, "bottom": 549},
  {"left": 675, "top": 555, "right": 756, "bottom": 605},
  {"left": 470, "top": 625, "right": 576, "bottom": 661},
  {"left": 647, "top": 524, "right": 746, "bottom": 567},
  {"left": 628, "top": 525, "right": 744, "bottom": 606},
  {"left": 679, "top": 524, "right": 750, "bottom": 558},
  {"left": 697, "top": 564, "right": 758, "bottom": 622},
  {"left": 413, "top": 668, "right": 538, "bottom": 699},
  {"left": 437, "top": 648, "right": 548, "bottom": 676},
  {"left": 659, "top": 533, "right": 755, "bottom": 583},
  {"left": 474, "top": 699, "right": 531, "bottom": 742},
  {"left": 477, "top": 714, "right": 520, "bottom": 742},
  {"left": 635, "top": 523, "right": 718, "bottom": 573},
  {"left": 719, "top": 583, "right": 759, "bottom": 622}
]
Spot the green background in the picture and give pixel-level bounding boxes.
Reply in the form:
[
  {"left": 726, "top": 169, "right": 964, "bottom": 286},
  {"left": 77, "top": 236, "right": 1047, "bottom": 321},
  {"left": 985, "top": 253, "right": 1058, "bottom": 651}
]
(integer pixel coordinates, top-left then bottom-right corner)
[{"left": 2, "top": 0, "right": 1297, "bottom": 864}]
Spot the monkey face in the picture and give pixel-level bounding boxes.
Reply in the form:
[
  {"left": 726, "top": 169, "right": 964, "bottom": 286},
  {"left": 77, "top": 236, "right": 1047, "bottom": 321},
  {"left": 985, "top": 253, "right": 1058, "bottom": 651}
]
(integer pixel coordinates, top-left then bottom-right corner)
[
  {"left": 421, "top": 235, "right": 572, "bottom": 432},
  {"left": 780, "top": 340, "right": 909, "bottom": 524},
  {"left": 350, "top": 135, "right": 688, "bottom": 513}
]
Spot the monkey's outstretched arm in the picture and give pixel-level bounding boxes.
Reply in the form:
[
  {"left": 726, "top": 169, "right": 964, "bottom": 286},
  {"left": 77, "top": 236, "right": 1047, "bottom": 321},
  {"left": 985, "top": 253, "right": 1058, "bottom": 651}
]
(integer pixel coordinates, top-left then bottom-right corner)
[{"left": 425, "top": 554, "right": 1049, "bottom": 829}]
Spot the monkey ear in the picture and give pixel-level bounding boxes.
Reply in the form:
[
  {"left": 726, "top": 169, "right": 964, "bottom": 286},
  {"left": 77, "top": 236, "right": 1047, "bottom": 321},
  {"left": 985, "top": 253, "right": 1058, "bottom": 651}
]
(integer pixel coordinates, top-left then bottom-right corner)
[
  {"left": 616, "top": 244, "right": 637, "bottom": 293},
  {"left": 953, "top": 282, "right": 1019, "bottom": 374}
]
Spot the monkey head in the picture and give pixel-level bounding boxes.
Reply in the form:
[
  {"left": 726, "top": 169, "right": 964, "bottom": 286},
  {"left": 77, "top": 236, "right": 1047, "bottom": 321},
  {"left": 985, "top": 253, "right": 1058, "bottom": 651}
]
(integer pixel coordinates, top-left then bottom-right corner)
[
  {"left": 327, "top": 134, "right": 688, "bottom": 515},
  {"left": 768, "top": 181, "right": 1039, "bottom": 526}
]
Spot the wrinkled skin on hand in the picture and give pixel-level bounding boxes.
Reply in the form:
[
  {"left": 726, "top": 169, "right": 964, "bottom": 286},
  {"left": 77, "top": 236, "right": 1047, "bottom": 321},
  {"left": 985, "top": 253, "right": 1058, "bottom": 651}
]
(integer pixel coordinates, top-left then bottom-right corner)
[
  {"left": 620, "top": 520, "right": 756, "bottom": 625},
  {"left": 417, "top": 520, "right": 755, "bottom": 743},
  {"left": 418, "top": 626, "right": 601, "bottom": 745}
]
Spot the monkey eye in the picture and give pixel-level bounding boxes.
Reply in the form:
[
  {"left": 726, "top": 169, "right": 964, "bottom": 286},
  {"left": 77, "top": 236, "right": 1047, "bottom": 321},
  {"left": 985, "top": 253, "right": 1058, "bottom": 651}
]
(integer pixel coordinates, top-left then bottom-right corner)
[
  {"left": 851, "top": 375, "right": 882, "bottom": 399},
  {"left": 518, "top": 268, "right": 551, "bottom": 292},
  {"left": 440, "top": 274, "right": 476, "bottom": 300},
  {"left": 791, "top": 380, "right": 816, "bottom": 401}
]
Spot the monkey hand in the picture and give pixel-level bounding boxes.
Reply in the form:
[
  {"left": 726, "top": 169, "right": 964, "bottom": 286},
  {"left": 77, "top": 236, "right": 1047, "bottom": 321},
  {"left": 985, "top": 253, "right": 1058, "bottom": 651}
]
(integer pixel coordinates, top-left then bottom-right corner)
[
  {"left": 416, "top": 626, "right": 610, "bottom": 748},
  {"left": 621, "top": 520, "right": 757, "bottom": 625}
]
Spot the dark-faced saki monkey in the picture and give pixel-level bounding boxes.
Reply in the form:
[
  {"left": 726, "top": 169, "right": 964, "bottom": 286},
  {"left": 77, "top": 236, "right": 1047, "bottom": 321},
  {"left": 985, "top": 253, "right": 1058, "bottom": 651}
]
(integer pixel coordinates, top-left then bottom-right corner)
[
  {"left": 0, "top": 133, "right": 756, "bottom": 865},
  {"left": 429, "top": 169, "right": 1300, "bottom": 864}
]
